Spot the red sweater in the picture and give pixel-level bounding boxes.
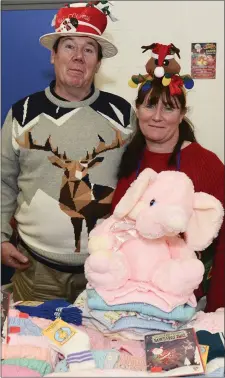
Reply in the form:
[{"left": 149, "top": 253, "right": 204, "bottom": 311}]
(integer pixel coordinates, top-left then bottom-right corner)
[{"left": 112, "top": 143, "right": 225, "bottom": 313}]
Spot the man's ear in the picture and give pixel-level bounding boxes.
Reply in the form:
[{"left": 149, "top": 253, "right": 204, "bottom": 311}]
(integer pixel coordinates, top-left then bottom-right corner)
[
  {"left": 96, "top": 60, "right": 101, "bottom": 73},
  {"left": 51, "top": 50, "right": 55, "bottom": 65}
]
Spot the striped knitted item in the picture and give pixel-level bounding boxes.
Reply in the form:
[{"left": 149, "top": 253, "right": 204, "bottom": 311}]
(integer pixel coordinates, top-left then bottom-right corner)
[
  {"left": 66, "top": 348, "right": 95, "bottom": 372},
  {"left": 49, "top": 327, "right": 96, "bottom": 372},
  {"left": 67, "top": 351, "right": 93, "bottom": 365}
]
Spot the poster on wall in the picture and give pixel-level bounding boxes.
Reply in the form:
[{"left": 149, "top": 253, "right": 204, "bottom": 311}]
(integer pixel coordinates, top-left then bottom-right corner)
[{"left": 191, "top": 43, "right": 217, "bottom": 79}]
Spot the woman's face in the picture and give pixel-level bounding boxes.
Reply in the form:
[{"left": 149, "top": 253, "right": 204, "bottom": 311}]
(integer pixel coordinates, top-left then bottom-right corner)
[{"left": 136, "top": 94, "right": 186, "bottom": 144}]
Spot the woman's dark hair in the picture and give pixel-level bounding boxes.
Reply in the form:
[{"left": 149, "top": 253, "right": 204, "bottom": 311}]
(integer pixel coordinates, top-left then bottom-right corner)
[
  {"left": 52, "top": 37, "right": 103, "bottom": 61},
  {"left": 117, "top": 78, "right": 197, "bottom": 179}
]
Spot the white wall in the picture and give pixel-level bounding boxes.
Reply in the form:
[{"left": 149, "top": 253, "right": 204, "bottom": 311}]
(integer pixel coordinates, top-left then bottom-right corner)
[{"left": 96, "top": 1, "right": 224, "bottom": 162}]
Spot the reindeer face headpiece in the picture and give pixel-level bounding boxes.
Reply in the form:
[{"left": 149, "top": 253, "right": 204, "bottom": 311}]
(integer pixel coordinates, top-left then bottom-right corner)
[
  {"left": 142, "top": 43, "right": 181, "bottom": 78},
  {"left": 128, "top": 42, "right": 194, "bottom": 96}
]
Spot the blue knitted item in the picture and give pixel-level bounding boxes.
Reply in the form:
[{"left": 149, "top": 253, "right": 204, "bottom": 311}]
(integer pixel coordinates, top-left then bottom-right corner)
[
  {"left": 87, "top": 289, "right": 196, "bottom": 322},
  {"left": 90, "top": 309, "right": 182, "bottom": 332},
  {"left": 92, "top": 350, "right": 120, "bottom": 369},
  {"left": 16, "top": 299, "right": 82, "bottom": 325}
]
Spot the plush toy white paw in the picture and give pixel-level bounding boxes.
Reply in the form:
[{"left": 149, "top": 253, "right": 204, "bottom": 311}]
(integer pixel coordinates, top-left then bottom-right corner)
[
  {"left": 85, "top": 251, "right": 130, "bottom": 290},
  {"left": 88, "top": 235, "right": 113, "bottom": 254}
]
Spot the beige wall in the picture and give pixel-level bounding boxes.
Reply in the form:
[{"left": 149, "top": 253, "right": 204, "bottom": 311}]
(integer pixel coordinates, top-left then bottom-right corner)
[{"left": 96, "top": 1, "right": 224, "bottom": 162}]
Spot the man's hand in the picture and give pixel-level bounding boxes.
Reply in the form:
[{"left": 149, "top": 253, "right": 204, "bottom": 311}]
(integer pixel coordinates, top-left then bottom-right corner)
[{"left": 1, "top": 242, "right": 30, "bottom": 271}]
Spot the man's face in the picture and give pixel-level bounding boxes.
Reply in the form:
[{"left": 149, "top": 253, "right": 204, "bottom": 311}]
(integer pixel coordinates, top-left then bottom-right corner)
[{"left": 51, "top": 36, "right": 101, "bottom": 90}]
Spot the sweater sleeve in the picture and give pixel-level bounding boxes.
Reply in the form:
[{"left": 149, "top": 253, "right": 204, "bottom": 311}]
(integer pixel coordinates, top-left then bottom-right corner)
[
  {"left": 203, "top": 154, "right": 225, "bottom": 312},
  {"left": 1, "top": 109, "right": 20, "bottom": 243}
]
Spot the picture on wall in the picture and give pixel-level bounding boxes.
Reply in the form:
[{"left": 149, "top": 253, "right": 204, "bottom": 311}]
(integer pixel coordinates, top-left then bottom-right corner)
[{"left": 191, "top": 43, "right": 217, "bottom": 79}]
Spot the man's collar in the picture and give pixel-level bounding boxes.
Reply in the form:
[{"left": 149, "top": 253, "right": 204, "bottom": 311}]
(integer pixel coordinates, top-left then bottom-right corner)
[{"left": 49, "top": 80, "right": 95, "bottom": 102}]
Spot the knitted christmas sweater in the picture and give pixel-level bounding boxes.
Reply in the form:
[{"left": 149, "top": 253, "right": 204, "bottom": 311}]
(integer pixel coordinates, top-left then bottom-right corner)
[
  {"left": 111, "top": 143, "right": 225, "bottom": 312},
  {"left": 1, "top": 85, "right": 135, "bottom": 265}
]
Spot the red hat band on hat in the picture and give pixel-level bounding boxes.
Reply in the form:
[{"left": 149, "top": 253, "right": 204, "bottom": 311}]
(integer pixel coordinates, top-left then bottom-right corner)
[
  {"left": 40, "top": 2, "right": 118, "bottom": 58},
  {"left": 54, "top": 6, "right": 107, "bottom": 36}
]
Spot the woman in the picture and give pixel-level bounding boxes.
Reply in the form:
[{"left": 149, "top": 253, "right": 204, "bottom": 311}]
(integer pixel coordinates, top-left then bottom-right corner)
[{"left": 112, "top": 78, "right": 224, "bottom": 313}]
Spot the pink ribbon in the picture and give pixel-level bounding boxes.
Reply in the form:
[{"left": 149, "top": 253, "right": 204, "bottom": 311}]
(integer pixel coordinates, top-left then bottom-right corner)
[{"left": 110, "top": 219, "right": 138, "bottom": 252}]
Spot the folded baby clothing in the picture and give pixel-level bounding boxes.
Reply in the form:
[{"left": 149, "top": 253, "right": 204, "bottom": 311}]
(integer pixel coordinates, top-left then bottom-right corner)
[
  {"left": 90, "top": 309, "right": 182, "bottom": 332},
  {"left": 83, "top": 315, "right": 164, "bottom": 341},
  {"left": 118, "top": 329, "right": 161, "bottom": 341},
  {"left": 75, "top": 291, "right": 183, "bottom": 333},
  {"left": 74, "top": 325, "right": 145, "bottom": 357},
  {"left": 7, "top": 317, "right": 42, "bottom": 336},
  {"left": 115, "top": 352, "right": 147, "bottom": 371},
  {"left": 1, "top": 358, "right": 52, "bottom": 376},
  {"left": 1, "top": 365, "right": 41, "bottom": 377},
  {"left": 7, "top": 334, "right": 52, "bottom": 349},
  {"left": 92, "top": 350, "right": 120, "bottom": 369},
  {"left": 54, "top": 350, "right": 120, "bottom": 372},
  {"left": 137, "top": 313, "right": 182, "bottom": 326},
  {"left": 28, "top": 318, "right": 53, "bottom": 329},
  {"left": 93, "top": 280, "right": 196, "bottom": 312},
  {"left": 185, "top": 308, "right": 224, "bottom": 333},
  {"left": 86, "top": 289, "right": 196, "bottom": 322},
  {"left": 7, "top": 309, "right": 29, "bottom": 318},
  {"left": 81, "top": 318, "right": 128, "bottom": 341},
  {"left": 82, "top": 315, "right": 145, "bottom": 338},
  {"left": 2, "top": 344, "right": 59, "bottom": 368}
]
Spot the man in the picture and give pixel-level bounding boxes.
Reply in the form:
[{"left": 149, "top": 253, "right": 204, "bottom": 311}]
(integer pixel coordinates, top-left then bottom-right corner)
[{"left": 1, "top": 2, "right": 135, "bottom": 302}]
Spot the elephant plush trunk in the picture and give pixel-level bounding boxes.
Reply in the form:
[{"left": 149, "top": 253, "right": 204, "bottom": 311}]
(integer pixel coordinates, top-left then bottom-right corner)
[
  {"left": 136, "top": 205, "right": 189, "bottom": 239},
  {"left": 162, "top": 206, "right": 189, "bottom": 235}
]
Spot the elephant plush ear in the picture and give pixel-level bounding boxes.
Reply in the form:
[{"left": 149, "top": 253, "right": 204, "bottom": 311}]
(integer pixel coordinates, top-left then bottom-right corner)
[
  {"left": 185, "top": 192, "right": 224, "bottom": 251},
  {"left": 114, "top": 168, "right": 157, "bottom": 219}
]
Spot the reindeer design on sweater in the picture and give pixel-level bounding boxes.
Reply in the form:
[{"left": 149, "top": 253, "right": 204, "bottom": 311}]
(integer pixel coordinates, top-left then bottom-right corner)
[{"left": 16, "top": 128, "right": 126, "bottom": 252}]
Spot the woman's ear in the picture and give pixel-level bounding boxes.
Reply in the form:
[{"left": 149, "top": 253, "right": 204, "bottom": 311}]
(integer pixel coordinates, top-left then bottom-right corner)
[
  {"left": 135, "top": 106, "right": 140, "bottom": 119},
  {"left": 179, "top": 110, "right": 187, "bottom": 124}
]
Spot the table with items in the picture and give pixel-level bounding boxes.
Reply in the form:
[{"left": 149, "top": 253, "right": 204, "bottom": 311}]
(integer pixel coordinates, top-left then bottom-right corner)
[{"left": 1, "top": 288, "right": 224, "bottom": 378}]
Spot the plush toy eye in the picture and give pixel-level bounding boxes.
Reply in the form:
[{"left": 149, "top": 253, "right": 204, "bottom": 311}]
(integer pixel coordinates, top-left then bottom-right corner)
[
  {"left": 163, "top": 59, "right": 169, "bottom": 66},
  {"left": 150, "top": 199, "right": 156, "bottom": 206}
]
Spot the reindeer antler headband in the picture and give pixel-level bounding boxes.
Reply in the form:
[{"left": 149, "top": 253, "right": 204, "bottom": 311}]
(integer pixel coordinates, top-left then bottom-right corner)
[{"left": 128, "top": 42, "right": 194, "bottom": 96}]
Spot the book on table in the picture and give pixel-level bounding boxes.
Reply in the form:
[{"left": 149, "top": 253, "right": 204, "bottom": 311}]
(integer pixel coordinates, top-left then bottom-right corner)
[{"left": 145, "top": 328, "right": 206, "bottom": 376}]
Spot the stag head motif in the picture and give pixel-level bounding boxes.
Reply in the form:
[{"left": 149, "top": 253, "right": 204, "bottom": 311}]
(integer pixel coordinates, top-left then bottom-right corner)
[{"left": 16, "top": 128, "right": 126, "bottom": 252}]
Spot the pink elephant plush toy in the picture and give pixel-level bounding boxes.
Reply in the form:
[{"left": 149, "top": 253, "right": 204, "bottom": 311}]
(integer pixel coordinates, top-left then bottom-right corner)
[{"left": 85, "top": 168, "right": 224, "bottom": 311}]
